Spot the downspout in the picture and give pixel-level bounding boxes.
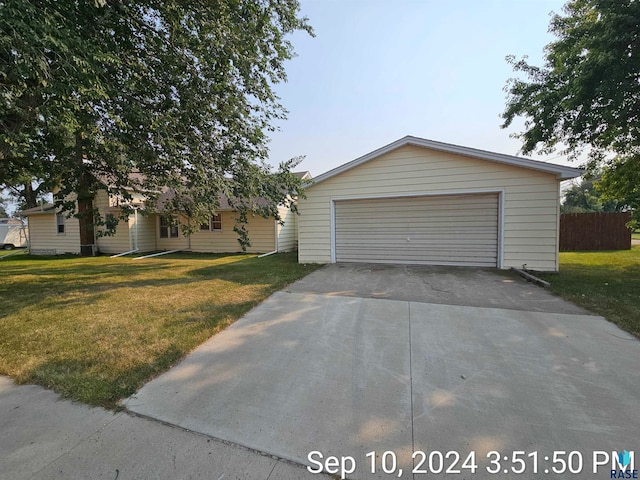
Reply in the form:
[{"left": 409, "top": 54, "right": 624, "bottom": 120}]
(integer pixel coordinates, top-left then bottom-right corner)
[
  {"left": 133, "top": 249, "right": 183, "bottom": 260},
  {"left": 134, "top": 207, "right": 139, "bottom": 251},
  {"left": 187, "top": 218, "right": 191, "bottom": 251},
  {"left": 110, "top": 249, "right": 139, "bottom": 258}
]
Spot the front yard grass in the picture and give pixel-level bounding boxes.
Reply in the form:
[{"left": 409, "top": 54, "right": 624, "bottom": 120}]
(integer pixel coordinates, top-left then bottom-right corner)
[
  {"left": 0, "top": 252, "right": 320, "bottom": 408},
  {"left": 538, "top": 246, "right": 640, "bottom": 338}
]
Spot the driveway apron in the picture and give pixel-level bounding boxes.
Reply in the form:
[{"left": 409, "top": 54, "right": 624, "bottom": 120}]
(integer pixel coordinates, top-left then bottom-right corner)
[{"left": 123, "top": 264, "right": 640, "bottom": 480}]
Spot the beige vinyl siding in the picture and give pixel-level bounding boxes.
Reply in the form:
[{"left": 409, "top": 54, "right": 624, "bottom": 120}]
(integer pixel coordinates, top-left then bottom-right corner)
[
  {"left": 27, "top": 213, "right": 81, "bottom": 254},
  {"left": 135, "top": 213, "right": 157, "bottom": 252},
  {"left": 298, "top": 145, "right": 561, "bottom": 271},
  {"left": 92, "top": 191, "right": 164, "bottom": 253},
  {"left": 96, "top": 215, "right": 132, "bottom": 254},
  {"left": 189, "top": 211, "right": 275, "bottom": 253},
  {"left": 335, "top": 194, "right": 498, "bottom": 266},
  {"left": 276, "top": 204, "right": 297, "bottom": 252}
]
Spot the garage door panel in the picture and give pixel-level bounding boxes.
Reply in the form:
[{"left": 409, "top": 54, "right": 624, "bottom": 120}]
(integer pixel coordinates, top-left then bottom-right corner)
[{"left": 335, "top": 194, "right": 499, "bottom": 266}]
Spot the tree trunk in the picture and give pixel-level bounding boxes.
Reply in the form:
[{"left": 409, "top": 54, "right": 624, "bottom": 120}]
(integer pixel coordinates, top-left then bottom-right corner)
[
  {"left": 21, "top": 182, "right": 38, "bottom": 209},
  {"left": 77, "top": 193, "right": 95, "bottom": 256},
  {"left": 76, "top": 132, "right": 95, "bottom": 256}
]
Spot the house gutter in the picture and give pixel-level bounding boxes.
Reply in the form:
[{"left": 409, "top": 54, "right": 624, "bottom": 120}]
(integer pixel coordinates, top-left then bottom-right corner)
[{"left": 134, "top": 207, "right": 139, "bottom": 251}]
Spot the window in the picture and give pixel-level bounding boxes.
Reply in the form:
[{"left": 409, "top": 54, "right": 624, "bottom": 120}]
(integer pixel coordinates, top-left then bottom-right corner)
[
  {"left": 159, "top": 216, "right": 179, "bottom": 238},
  {"left": 211, "top": 213, "right": 222, "bottom": 231},
  {"left": 56, "top": 213, "right": 65, "bottom": 234},
  {"left": 199, "top": 214, "right": 222, "bottom": 232}
]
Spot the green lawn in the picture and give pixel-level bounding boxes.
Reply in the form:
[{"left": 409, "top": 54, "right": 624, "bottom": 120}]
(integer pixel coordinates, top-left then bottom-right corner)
[
  {"left": 0, "top": 252, "right": 320, "bottom": 408},
  {"left": 633, "top": 232, "right": 640, "bottom": 240},
  {"left": 538, "top": 246, "right": 640, "bottom": 338}
]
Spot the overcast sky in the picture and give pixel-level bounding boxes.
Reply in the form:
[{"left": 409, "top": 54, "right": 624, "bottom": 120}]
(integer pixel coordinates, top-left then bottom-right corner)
[{"left": 266, "top": 0, "right": 571, "bottom": 176}]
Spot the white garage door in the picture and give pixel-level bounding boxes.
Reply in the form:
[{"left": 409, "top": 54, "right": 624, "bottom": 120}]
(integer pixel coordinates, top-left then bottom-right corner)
[{"left": 334, "top": 193, "right": 499, "bottom": 267}]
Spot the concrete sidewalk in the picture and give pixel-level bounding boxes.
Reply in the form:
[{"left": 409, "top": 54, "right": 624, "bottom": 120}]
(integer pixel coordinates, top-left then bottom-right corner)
[{"left": 0, "top": 376, "right": 328, "bottom": 480}]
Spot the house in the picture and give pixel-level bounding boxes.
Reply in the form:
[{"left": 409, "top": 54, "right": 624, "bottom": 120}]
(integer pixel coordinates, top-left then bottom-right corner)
[
  {"left": 18, "top": 136, "right": 582, "bottom": 270},
  {"left": 297, "top": 136, "right": 583, "bottom": 271},
  {"left": 19, "top": 185, "right": 301, "bottom": 256}
]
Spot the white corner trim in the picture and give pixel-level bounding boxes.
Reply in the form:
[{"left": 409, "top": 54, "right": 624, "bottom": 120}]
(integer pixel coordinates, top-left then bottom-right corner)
[
  {"left": 498, "top": 191, "right": 505, "bottom": 269},
  {"left": 330, "top": 200, "right": 336, "bottom": 263}
]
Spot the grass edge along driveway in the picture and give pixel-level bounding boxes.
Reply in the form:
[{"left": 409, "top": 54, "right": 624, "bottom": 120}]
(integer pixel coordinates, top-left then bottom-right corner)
[
  {"left": 0, "top": 252, "right": 320, "bottom": 409},
  {"left": 538, "top": 246, "right": 640, "bottom": 339}
]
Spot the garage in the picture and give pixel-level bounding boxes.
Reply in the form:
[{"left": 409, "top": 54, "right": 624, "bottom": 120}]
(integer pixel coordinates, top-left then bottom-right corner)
[
  {"left": 298, "top": 136, "right": 583, "bottom": 271},
  {"left": 334, "top": 193, "right": 499, "bottom": 267}
]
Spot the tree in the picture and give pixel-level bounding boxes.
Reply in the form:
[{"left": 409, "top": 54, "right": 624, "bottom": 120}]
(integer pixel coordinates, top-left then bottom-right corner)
[
  {"left": 1, "top": 0, "right": 313, "bottom": 253},
  {"left": 561, "top": 178, "right": 623, "bottom": 213},
  {"left": 501, "top": 0, "right": 640, "bottom": 222},
  {"left": 0, "top": 195, "right": 9, "bottom": 218}
]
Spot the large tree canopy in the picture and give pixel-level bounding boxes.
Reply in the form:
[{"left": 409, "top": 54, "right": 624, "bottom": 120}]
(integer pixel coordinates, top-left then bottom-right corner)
[
  {"left": 501, "top": 0, "right": 640, "bottom": 223},
  {"left": 1, "top": 0, "right": 312, "bottom": 249}
]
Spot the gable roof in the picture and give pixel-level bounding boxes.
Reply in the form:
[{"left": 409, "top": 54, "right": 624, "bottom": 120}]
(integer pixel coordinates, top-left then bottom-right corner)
[
  {"left": 307, "top": 136, "right": 583, "bottom": 186},
  {"left": 18, "top": 204, "right": 56, "bottom": 216}
]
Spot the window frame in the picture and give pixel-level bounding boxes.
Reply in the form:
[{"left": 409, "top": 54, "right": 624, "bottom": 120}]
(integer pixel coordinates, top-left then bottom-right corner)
[
  {"left": 211, "top": 213, "right": 222, "bottom": 232},
  {"left": 159, "top": 216, "right": 179, "bottom": 238},
  {"left": 199, "top": 213, "right": 222, "bottom": 232},
  {"left": 56, "top": 213, "right": 66, "bottom": 235}
]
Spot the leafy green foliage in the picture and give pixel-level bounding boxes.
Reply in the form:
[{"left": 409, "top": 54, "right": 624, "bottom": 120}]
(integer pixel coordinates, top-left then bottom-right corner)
[
  {"left": 0, "top": 195, "right": 9, "bottom": 217},
  {"left": 597, "top": 155, "right": 640, "bottom": 229},
  {"left": 561, "top": 178, "right": 624, "bottom": 213},
  {"left": 1, "top": 1, "right": 313, "bottom": 248},
  {"left": 502, "top": 0, "right": 640, "bottom": 221}
]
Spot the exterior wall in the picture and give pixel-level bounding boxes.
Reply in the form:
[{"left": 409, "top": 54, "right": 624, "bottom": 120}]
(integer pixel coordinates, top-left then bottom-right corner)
[
  {"left": 134, "top": 213, "right": 158, "bottom": 252},
  {"left": 276, "top": 204, "right": 298, "bottom": 252},
  {"left": 298, "top": 145, "right": 561, "bottom": 271},
  {"left": 189, "top": 211, "right": 275, "bottom": 253},
  {"left": 155, "top": 214, "right": 190, "bottom": 251},
  {"left": 93, "top": 191, "right": 135, "bottom": 254},
  {"left": 27, "top": 213, "right": 81, "bottom": 254},
  {"left": 96, "top": 216, "right": 132, "bottom": 254}
]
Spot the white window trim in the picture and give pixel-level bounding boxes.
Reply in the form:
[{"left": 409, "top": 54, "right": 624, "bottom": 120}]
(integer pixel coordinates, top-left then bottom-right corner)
[
  {"left": 200, "top": 214, "right": 222, "bottom": 232},
  {"left": 56, "top": 213, "right": 66, "bottom": 236},
  {"left": 159, "top": 216, "right": 179, "bottom": 239}
]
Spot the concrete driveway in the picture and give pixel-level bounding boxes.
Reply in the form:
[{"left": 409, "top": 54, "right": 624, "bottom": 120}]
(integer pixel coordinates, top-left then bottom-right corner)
[{"left": 124, "top": 264, "right": 640, "bottom": 479}]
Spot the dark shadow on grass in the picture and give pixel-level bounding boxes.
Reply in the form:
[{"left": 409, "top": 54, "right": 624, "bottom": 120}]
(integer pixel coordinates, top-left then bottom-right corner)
[{"left": 21, "top": 344, "right": 186, "bottom": 409}]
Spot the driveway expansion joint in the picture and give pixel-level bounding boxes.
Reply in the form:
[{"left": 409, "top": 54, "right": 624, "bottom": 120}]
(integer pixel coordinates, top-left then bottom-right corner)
[{"left": 121, "top": 407, "right": 313, "bottom": 471}]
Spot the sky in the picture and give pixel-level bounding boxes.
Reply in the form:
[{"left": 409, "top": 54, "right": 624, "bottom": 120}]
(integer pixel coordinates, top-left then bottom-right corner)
[{"left": 266, "top": 0, "right": 572, "bottom": 177}]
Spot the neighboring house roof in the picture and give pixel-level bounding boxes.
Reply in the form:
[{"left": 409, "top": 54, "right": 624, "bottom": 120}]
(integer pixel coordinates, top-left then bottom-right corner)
[
  {"left": 18, "top": 204, "right": 56, "bottom": 216},
  {"left": 0, "top": 218, "right": 22, "bottom": 224},
  {"left": 156, "top": 189, "right": 272, "bottom": 212},
  {"left": 307, "top": 135, "right": 583, "bottom": 186},
  {"left": 293, "top": 171, "right": 312, "bottom": 180}
]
